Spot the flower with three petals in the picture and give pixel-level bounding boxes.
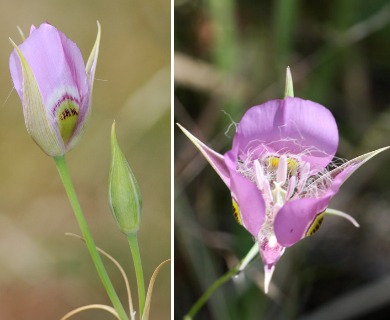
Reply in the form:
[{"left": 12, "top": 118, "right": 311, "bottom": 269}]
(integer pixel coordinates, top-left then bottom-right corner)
[
  {"left": 179, "top": 96, "right": 389, "bottom": 293},
  {"left": 9, "top": 22, "right": 101, "bottom": 157}
]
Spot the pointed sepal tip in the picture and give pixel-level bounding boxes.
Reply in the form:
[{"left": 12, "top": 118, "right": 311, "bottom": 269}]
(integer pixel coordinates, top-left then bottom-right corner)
[
  {"left": 263, "top": 265, "right": 275, "bottom": 294},
  {"left": 284, "top": 66, "right": 294, "bottom": 98}
]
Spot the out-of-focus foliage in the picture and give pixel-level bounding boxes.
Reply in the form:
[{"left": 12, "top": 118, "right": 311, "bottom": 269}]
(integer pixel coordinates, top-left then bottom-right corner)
[
  {"left": 0, "top": 0, "right": 170, "bottom": 319},
  {"left": 175, "top": 0, "right": 390, "bottom": 319}
]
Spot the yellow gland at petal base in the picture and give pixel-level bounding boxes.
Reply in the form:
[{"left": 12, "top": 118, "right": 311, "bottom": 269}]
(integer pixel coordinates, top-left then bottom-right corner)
[
  {"left": 232, "top": 198, "right": 243, "bottom": 225},
  {"left": 306, "top": 212, "right": 326, "bottom": 236},
  {"left": 55, "top": 100, "right": 79, "bottom": 144}
]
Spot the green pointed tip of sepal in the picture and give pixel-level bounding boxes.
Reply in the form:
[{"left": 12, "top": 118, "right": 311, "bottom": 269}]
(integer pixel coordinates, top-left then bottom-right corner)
[
  {"left": 16, "top": 26, "right": 26, "bottom": 41},
  {"left": 284, "top": 66, "right": 294, "bottom": 98},
  {"left": 109, "top": 121, "right": 142, "bottom": 235},
  {"left": 86, "top": 21, "right": 101, "bottom": 91}
]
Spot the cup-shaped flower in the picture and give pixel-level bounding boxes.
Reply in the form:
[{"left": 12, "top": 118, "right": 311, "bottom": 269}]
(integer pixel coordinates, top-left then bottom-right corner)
[
  {"left": 109, "top": 122, "right": 142, "bottom": 235},
  {"left": 9, "top": 22, "right": 101, "bottom": 157},
  {"left": 178, "top": 97, "right": 389, "bottom": 293}
]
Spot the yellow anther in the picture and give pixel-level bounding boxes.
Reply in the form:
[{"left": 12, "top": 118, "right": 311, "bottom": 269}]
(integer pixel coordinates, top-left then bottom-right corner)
[
  {"left": 267, "top": 156, "right": 298, "bottom": 176},
  {"left": 287, "top": 158, "right": 298, "bottom": 176},
  {"left": 268, "top": 157, "right": 280, "bottom": 169}
]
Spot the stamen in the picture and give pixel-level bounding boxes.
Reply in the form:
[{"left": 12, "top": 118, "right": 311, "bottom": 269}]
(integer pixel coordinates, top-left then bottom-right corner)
[
  {"left": 286, "top": 175, "right": 296, "bottom": 200},
  {"left": 254, "top": 159, "right": 265, "bottom": 190},
  {"left": 263, "top": 179, "right": 273, "bottom": 204},
  {"left": 277, "top": 155, "right": 287, "bottom": 184},
  {"left": 287, "top": 158, "right": 299, "bottom": 175},
  {"left": 297, "top": 162, "right": 310, "bottom": 192},
  {"left": 255, "top": 159, "right": 273, "bottom": 203}
]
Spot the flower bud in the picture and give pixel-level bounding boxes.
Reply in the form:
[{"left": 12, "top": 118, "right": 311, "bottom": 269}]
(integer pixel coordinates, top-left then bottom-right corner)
[
  {"left": 9, "top": 22, "right": 101, "bottom": 156},
  {"left": 109, "top": 122, "right": 142, "bottom": 234}
]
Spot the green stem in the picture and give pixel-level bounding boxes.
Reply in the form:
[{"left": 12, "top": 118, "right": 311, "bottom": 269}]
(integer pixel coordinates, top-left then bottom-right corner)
[
  {"left": 127, "top": 233, "right": 145, "bottom": 317},
  {"left": 184, "top": 243, "right": 259, "bottom": 320},
  {"left": 54, "top": 156, "right": 129, "bottom": 320}
]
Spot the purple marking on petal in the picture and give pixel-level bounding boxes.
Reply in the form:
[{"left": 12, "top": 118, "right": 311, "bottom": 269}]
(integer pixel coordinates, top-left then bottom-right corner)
[
  {"left": 231, "top": 97, "right": 339, "bottom": 171},
  {"left": 52, "top": 94, "right": 80, "bottom": 117}
]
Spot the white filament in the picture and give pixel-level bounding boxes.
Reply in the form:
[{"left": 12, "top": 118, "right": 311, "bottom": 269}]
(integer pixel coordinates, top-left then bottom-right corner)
[{"left": 276, "top": 155, "right": 287, "bottom": 184}]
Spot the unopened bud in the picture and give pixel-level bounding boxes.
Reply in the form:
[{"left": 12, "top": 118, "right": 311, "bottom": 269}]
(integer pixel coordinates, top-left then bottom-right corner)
[{"left": 108, "top": 121, "right": 142, "bottom": 234}]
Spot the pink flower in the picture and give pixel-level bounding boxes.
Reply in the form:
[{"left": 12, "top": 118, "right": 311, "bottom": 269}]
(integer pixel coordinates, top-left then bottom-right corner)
[
  {"left": 178, "top": 97, "right": 389, "bottom": 293},
  {"left": 9, "top": 22, "right": 101, "bottom": 157}
]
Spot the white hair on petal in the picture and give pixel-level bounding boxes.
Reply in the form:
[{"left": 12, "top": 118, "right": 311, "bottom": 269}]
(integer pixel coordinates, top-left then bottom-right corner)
[
  {"left": 220, "top": 110, "right": 238, "bottom": 138},
  {"left": 235, "top": 138, "right": 348, "bottom": 202},
  {"left": 277, "top": 120, "right": 305, "bottom": 140}
]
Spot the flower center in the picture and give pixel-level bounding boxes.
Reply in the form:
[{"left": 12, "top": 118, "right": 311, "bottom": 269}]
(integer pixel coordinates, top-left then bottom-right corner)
[
  {"left": 236, "top": 153, "right": 312, "bottom": 254},
  {"left": 253, "top": 155, "right": 307, "bottom": 208},
  {"left": 235, "top": 151, "right": 336, "bottom": 266}
]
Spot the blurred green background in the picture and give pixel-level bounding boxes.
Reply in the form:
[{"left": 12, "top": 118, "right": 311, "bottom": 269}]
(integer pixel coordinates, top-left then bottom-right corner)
[
  {"left": 0, "top": 0, "right": 170, "bottom": 319},
  {"left": 175, "top": 0, "right": 390, "bottom": 319}
]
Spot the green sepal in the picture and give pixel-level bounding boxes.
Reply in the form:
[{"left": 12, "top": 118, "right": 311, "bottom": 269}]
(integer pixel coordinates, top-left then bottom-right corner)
[
  {"left": 284, "top": 66, "right": 294, "bottom": 98},
  {"left": 9, "top": 38, "right": 63, "bottom": 156}
]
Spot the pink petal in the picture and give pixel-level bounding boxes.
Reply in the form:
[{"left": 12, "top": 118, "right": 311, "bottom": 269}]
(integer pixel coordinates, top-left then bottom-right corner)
[
  {"left": 231, "top": 97, "right": 339, "bottom": 171},
  {"left": 9, "top": 23, "right": 89, "bottom": 118},
  {"left": 228, "top": 167, "right": 265, "bottom": 237},
  {"left": 275, "top": 147, "right": 389, "bottom": 247},
  {"left": 177, "top": 124, "right": 230, "bottom": 187},
  {"left": 274, "top": 196, "right": 331, "bottom": 247},
  {"left": 259, "top": 240, "right": 285, "bottom": 267},
  {"left": 66, "top": 22, "right": 101, "bottom": 151},
  {"left": 29, "top": 25, "right": 36, "bottom": 34}
]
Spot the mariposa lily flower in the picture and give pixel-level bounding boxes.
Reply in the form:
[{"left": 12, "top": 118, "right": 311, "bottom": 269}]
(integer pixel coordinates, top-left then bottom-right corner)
[
  {"left": 178, "top": 93, "right": 389, "bottom": 293},
  {"left": 9, "top": 22, "right": 101, "bottom": 157}
]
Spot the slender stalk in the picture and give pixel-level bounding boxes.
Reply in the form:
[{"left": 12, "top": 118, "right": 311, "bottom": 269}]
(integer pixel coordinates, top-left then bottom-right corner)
[
  {"left": 54, "top": 156, "right": 129, "bottom": 320},
  {"left": 127, "top": 233, "right": 146, "bottom": 317},
  {"left": 184, "top": 243, "right": 259, "bottom": 320},
  {"left": 184, "top": 265, "right": 239, "bottom": 320}
]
